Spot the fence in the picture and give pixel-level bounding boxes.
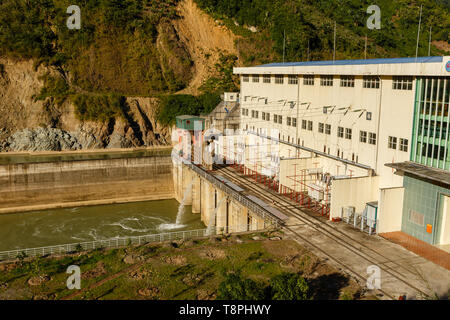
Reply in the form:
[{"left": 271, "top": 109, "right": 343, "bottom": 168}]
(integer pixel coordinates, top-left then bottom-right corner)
[{"left": 0, "top": 223, "right": 274, "bottom": 262}]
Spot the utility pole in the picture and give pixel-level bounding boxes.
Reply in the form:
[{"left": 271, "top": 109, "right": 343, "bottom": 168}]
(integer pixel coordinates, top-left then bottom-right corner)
[
  {"left": 415, "top": 4, "right": 423, "bottom": 60},
  {"left": 283, "top": 29, "right": 286, "bottom": 63}
]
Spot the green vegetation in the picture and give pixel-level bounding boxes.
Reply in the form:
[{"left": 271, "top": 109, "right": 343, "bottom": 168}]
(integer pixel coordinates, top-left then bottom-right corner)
[
  {"left": 217, "top": 272, "right": 267, "bottom": 300},
  {"left": 0, "top": 0, "right": 185, "bottom": 95},
  {"left": 0, "top": 236, "right": 364, "bottom": 300},
  {"left": 269, "top": 272, "right": 310, "bottom": 300},
  {"left": 72, "top": 94, "right": 127, "bottom": 123},
  {"left": 156, "top": 93, "right": 221, "bottom": 126},
  {"left": 195, "top": 0, "right": 450, "bottom": 64}
]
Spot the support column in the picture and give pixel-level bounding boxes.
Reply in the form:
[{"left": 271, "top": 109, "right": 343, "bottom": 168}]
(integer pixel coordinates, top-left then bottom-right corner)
[{"left": 191, "top": 175, "right": 201, "bottom": 214}]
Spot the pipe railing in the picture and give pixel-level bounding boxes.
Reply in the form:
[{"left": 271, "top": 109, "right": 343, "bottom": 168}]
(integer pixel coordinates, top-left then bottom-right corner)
[{"left": 0, "top": 223, "right": 276, "bottom": 262}]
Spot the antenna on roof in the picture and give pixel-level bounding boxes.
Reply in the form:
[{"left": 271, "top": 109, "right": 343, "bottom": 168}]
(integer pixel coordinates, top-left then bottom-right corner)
[
  {"left": 307, "top": 39, "right": 310, "bottom": 61},
  {"left": 333, "top": 21, "right": 336, "bottom": 61},
  {"left": 428, "top": 26, "right": 432, "bottom": 56},
  {"left": 415, "top": 4, "right": 423, "bottom": 60},
  {"left": 364, "top": 35, "right": 368, "bottom": 59}
]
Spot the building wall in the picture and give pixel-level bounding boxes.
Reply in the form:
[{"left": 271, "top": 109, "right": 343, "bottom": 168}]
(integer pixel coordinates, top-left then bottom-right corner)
[
  {"left": 239, "top": 74, "right": 413, "bottom": 184},
  {"left": 378, "top": 187, "right": 404, "bottom": 233},
  {"left": 329, "top": 176, "right": 379, "bottom": 219},
  {"left": 401, "top": 175, "right": 450, "bottom": 244}
]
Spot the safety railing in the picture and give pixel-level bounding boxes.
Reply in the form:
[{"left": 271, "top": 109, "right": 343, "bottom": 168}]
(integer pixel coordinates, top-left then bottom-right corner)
[
  {"left": 0, "top": 223, "right": 275, "bottom": 262},
  {"left": 179, "top": 157, "right": 285, "bottom": 226}
]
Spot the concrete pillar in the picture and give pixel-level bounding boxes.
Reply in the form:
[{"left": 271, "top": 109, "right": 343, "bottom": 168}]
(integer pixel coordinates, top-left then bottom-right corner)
[
  {"left": 191, "top": 175, "right": 201, "bottom": 214},
  {"left": 215, "top": 189, "right": 228, "bottom": 233},
  {"left": 201, "top": 181, "right": 214, "bottom": 226}
]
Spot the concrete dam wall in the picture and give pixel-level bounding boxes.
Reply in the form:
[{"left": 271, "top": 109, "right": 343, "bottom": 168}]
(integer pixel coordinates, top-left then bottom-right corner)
[{"left": 0, "top": 148, "right": 174, "bottom": 214}]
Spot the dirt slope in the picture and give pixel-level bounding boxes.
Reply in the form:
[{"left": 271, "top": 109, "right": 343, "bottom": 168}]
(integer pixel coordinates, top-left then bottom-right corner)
[{"left": 173, "top": 0, "right": 239, "bottom": 94}]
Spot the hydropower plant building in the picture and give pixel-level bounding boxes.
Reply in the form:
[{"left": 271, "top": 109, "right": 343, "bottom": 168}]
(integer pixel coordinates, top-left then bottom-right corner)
[{"left": 232, "top": 56, "right": 450, "bottom": 247}]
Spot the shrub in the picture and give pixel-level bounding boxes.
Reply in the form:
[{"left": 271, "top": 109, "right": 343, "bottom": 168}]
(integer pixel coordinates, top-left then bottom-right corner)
[
  {"left": 217, "top": 273, "right": 266, "bottom": 300},
  {"left": 269, "top": 272, "right": 310, "bottom": 300}
]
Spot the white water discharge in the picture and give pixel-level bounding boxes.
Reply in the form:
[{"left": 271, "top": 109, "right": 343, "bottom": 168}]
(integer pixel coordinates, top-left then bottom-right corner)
[
  {"left": 206, "top": 197, "right": 227, "bottom": 236},
  {"left": 159, "top": 180, "right": 194, "bottom": 231}
]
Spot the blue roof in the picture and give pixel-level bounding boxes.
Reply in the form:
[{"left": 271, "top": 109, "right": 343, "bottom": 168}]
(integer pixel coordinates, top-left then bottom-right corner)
[{"left": 255, "top": 56, "right": 443, "bottom": 68}]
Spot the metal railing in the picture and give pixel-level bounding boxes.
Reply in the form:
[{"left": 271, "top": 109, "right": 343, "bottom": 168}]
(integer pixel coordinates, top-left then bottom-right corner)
[
  {"left": 0, "top": 223, "right": 274, "bottom": 262},
  {"left": 181, "top": 158, "right": 285, "bottom": 226}
]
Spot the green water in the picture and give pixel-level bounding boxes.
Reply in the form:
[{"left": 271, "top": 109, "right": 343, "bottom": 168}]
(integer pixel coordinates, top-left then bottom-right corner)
[{"left": 0, "top": 200, "right": 204, "bottom": 251}]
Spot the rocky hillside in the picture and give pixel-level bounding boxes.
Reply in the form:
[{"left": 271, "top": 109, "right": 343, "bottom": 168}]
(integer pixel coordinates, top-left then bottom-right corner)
[{"left": 0, "top": 0, "right": 238, "bottom": 151}]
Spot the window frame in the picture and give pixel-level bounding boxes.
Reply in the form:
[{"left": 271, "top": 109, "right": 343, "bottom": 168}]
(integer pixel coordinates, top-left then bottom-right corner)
[
  {"left": 340, "top": 75, "right": 355, "bottom": 88},
  {"left": 303, "top": 75, "right": 315, "bottom": 86},
  {"left": 363, "top": 76, "right": 380, "bottom": 89},
  {"left": 320, "top": 75, "right": 334, "bottom": 87}
]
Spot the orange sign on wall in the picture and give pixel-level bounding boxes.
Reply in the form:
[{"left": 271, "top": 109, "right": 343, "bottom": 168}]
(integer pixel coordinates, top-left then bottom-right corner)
[{"left": 426, "top": 224, "right": 433, "bottom": 234}]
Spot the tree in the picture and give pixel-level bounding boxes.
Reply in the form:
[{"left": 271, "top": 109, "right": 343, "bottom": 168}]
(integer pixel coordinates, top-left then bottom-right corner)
[
  {"left": 217, "top": 273, "right": 266, "bottom": 300},
  {"left": 269, "top": 273, "right": 310, "bottom": 300}
]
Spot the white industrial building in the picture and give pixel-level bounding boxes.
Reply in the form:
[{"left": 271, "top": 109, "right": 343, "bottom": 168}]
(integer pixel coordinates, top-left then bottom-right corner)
[{"left": 230, "top": 56, "right": 450, "bottom": 247}]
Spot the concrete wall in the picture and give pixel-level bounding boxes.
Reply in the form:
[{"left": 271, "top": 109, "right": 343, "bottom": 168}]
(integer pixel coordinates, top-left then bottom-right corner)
[
  {"left": 0, "top": 154, "right": 174, "bottom": 213},
  {"left": 378, "top": 187, "right": 404, "bottom": 233},
  {"left": 330, "top": 176, "right": 380, "bottom": 219}
]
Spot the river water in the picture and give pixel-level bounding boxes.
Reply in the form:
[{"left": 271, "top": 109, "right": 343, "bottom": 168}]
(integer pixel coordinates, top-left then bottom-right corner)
[{"left": 0, "top": 200, "right": 204, "bottom": 251}]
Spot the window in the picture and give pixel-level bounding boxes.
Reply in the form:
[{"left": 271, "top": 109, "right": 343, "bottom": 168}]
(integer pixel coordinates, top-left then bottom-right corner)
[
  {"left": 318, "top": 123, "right": 324, "bottom": 133},
  {"left": 303, "top": 75, "right": 315, "bottom": 85},
  {"left": 266, "top": 113, "right": 270, "bottom": 121},
  {"left": 360, "top": 131, "right": 367, "bottom": 143},
  {"left": 255, "top": 111, "right": 259, "bottom": 118},
  {"left": 288, "top": 75, "right": 298, "bottom": 85},
  {"left": 307, "top": 121, "right": 313, "bottom": 131},
  {"left": 278, "top": 115, "right": 283, "bottom": 124},
  {"left": 388, "top": 136, "right": 397, "bottom": 149},
  {"left": 302, "top": 120, "right": 307, "bottom": 130},
  {"left": 320, "top": 75, "right": 334, "bottom": 86},
  {"left": 340, "top": 76, "right": 355, "bottom": 87},
  {"left": 363, "top": 76, "right": 380, "bottom": 89},
  {"left": 292, "top": 118, "right": 297, "bottom": 127},
  {"left": 242, "top": 109, "right": 246, "bottom": 116},
  {"left": 275, "top": 75, "right": 284, "bottom": 84},
  {"left": 337, "top": 127, "right": 344, "bottom": 138},
  {"left": 325, "top": 124, "right": 331, "bottom": 135},
  {"left": 287, "top": 117, "right": 292, "bottom": 126},
  {"left": 345, "top": 128, "right": 352, "bottom": 140},
  {"left": 252, "top": 75, "right": 260, "bottom": 83},
  {"left": 400, "top": 138, "right": 408, "bottom": 152},
  {"left": 262, "top": 112, "right": 265, "bottom": 119},
  {"left": 263, "top": 75, "right": 271, "bottom": 83},
  {"left": 251, "top": 110, "right": 255, "bottom": 118},
  {"left": 369, "top": 133, "right": 377, "bottom": 145},
  {"left": 393, "top": 76, "right": 413, "bottom": 90},
  {"left": 243, "top": 75, "right": 249, "bottom": 82},
  {"left": 273, "top": 115, "right": 278, "bottom": 123}
]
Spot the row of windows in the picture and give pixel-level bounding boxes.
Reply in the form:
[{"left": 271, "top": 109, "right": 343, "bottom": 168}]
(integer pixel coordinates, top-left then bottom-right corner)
[
  {"left": 359, "top": 131, "right": 377, "bottom": 145},
  {"left": 242, "top": 74, "right": 413, "bottom": 90},
  {"left": 388, "top": 136, "right": 409, "bottom": 152}
]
